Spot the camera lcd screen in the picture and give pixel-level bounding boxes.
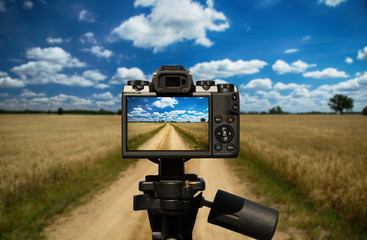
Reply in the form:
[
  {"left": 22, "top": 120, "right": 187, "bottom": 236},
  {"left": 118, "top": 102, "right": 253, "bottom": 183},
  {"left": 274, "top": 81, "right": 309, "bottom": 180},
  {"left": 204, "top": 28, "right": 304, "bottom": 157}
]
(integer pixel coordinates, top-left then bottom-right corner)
[{"left": 127, "top": 97, "right": 209, "bottom": 151}]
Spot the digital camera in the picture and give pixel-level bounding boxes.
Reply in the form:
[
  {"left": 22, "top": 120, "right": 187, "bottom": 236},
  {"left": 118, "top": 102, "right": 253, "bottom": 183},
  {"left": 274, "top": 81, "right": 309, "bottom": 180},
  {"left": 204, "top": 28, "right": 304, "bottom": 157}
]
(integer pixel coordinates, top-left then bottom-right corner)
[{"left": 121, "top": 65, "right": 240, "bottom": 161}]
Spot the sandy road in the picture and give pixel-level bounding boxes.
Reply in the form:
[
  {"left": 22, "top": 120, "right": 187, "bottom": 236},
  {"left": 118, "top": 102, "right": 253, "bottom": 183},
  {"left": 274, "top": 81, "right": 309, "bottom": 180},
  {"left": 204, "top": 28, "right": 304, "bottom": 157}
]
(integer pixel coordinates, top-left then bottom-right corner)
[
  {"left": 137, "top": 123, "right": 190, "bottom": 150},
  {"left": 44, "top": 158, "right": 257, "bottom": 240}
]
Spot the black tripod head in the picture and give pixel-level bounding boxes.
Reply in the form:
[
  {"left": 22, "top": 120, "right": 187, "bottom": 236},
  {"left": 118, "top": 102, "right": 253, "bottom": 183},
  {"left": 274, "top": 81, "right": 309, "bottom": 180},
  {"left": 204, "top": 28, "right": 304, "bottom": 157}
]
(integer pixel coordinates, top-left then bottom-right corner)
[{"left": 133, "top": 158, "right": 279, "bottom": 240}]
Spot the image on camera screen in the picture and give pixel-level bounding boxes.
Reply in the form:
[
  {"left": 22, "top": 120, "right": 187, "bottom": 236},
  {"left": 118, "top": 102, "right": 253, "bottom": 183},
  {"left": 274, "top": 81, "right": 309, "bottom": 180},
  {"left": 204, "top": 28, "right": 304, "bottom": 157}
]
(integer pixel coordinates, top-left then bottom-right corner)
[{"left": 127, "top": 97, "right": 209, "bottom": 151}]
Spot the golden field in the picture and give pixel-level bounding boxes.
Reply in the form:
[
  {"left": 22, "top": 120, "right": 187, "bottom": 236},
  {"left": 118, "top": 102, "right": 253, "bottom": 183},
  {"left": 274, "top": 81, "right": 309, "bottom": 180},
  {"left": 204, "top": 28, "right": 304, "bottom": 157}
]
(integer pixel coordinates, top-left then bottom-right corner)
[
  {"left": 127, "top": 122, "right": 166, "bottom": 140},
  {"left": 170, "top": 122, "right": 208, "bottom": 149},
  {"left": 240, "top": 114, "right": 367, "bottom": 227},
  {"left": 1, "top": 114, "right": 366, "bottom": 231},
  {"left": 0, "top": 114, "right": 121, "bottom": 206}
]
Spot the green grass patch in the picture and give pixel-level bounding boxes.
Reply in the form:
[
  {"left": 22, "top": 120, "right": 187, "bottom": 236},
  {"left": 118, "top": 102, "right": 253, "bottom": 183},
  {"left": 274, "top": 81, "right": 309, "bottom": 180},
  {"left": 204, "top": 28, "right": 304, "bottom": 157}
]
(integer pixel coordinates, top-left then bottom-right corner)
[
  {"left": 172, "top": 125, "right": 207, "bottom": 150},
  {"left": 128, "top": 124, "right": 166, "bottom": 150},
  {"left": 228, "top": 152, "right": 367, "bottom": 240},
  {"left": 0, "top": 151, "right": 137, "bottom": 240}
]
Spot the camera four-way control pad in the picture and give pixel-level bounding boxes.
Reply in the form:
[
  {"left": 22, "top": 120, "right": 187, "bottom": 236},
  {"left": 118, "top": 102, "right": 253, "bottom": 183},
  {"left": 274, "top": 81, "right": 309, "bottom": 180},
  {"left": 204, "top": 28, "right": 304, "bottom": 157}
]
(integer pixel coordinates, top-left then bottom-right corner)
[{"left": 215, "top": 125, "right": 234, "bottom": 143}]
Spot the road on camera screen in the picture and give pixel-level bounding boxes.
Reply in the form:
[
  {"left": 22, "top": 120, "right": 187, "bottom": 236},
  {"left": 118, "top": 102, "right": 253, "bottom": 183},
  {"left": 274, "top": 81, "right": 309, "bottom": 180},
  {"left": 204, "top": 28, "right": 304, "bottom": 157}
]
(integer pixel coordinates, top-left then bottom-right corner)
[
  {"left": 137, "top": 123, "right": 190, "bottom": 150},
  {"left": 128, "top": 122, "right": 208, "bottom": 151}
]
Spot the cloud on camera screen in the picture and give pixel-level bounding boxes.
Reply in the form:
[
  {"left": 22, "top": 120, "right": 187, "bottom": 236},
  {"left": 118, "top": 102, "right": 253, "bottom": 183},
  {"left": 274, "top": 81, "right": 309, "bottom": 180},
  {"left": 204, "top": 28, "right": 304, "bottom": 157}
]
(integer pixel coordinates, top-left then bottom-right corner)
[{"left": 127, "top": 97, "right": 209, "bottom": 151}]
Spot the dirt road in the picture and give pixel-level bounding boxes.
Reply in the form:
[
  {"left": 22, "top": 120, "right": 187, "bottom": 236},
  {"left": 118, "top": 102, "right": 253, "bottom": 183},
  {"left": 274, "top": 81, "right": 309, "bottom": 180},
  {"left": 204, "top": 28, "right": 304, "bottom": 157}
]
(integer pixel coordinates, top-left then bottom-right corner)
[
  {"left": 44, "top": 159, "right": 252, "bottom": 240},
  {"left": 45, "top": 159, "right": 293, "bottom": 240},
  {"left": 137, "top": 123, "right": 190, "bottom": 150}
]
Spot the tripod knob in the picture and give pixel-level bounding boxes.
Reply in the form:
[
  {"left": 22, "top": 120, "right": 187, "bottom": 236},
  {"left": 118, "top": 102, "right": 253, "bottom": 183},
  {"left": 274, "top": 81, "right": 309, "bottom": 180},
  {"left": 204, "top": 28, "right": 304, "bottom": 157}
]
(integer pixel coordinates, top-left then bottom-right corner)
[{"left": 207, "top": 190, "right": 279, "bottom": 240}]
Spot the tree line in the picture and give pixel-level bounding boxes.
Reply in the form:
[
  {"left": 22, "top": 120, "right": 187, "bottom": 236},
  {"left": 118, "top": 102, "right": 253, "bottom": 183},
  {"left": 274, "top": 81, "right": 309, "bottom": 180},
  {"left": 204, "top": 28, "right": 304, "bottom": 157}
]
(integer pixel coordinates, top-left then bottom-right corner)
[
  {"left": 245, "top": 94, "right": 367, "bottom": 115},
  {"left": 1, "top": 94, "right": 366, "bottom": 115},
  {"left": 0, "top": 108, "right": 120, "bottom": 115}
]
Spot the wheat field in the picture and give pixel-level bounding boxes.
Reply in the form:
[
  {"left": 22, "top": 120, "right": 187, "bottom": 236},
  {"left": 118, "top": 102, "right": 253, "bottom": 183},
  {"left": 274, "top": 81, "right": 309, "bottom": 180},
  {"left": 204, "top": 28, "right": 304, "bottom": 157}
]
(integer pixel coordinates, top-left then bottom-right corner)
[
  {"left": 240, "top": 114, "right": 367, "bottom": 227},
  {"left": 2, "top": 114, "right": 366, "bottom": 229},
  {"left": 127, "top": 122, "right": 166, "bottom": 140},
  {"left": 170, "top": 122, "right": 208, "bottom": 148},
  {"left": 0, "top": 114, "right": 121, "bottom": 206}
]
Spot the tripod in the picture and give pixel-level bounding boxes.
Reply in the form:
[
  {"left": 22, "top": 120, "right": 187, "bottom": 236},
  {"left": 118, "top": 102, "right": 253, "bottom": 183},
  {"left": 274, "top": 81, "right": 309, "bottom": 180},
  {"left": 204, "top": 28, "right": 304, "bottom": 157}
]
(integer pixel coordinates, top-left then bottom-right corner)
[{"left": 133, "top": 158, "right": 279, "bottom": 240}]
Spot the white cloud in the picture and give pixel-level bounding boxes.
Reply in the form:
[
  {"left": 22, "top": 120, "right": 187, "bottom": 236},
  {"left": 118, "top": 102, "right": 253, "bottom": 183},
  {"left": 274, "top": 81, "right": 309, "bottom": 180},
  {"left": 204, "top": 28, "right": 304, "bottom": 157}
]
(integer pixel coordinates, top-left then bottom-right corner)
[
  {"left": 79, "top": 32, "right": 98, "bottom": 44},
  {"left": 82, "top": 70, "right": 107, "bottom": 81},
  {"left": 303, "top": 67, "right": 349, "bottom": 79},
  {"left": 46, "top": 37, "right": 70, "bottom": 44},
  {"left": 78, "top": 10, "right": 96, "bottom": 22},
  {"left": 290, "top": 87, "right": 310, "bottom": 98},
  {"left": 302, "top": 35, "right": 311, "bottom": 41},
  {"left": 345, "top": 57, "right": 353, "bottom": 64},
  {"left": 110, "top": 67, "right": 146, "bottom": 84},
  {"left": 0, "top": 76, "right": 25, "bottom": 88},
  {"left": 0, "top": 71, "right": 8, "bottom": 77},
  {"left": 128, "top": 107, "right": 150, "bottom": 117},
  {"left": 20, "top": 89, "right": 45, "bottom": 97},
  {"left": 284, "top": 49, "right": 299, "bottom": 54},
  {"left": 357, "top": 46, "right": 367, "bottom": 61},
  {"left": 24, "top": 47, "right": 85, "bottom": 67},
  {"left": 111, "top": 0, "right": 229, "bottom": 52},
  {"left": 152, "top": 97, "right": 178, "bottom": 108},
  {"left": 23, "top": 1, "right": 33, "bottom": 10},
  {"left": 317, "top": 0, "right": 347, "bottom": 7},
  {"left": 10, "top": 48, "right": 86, "bottom": 85},
  {"left": 0, "top": 1, "right": 5, "bottom": 12},
  {"left": 241, "top": 78, "right": 272, "bottom": 91},
  {"left": 0, "top": 94, "right": 109, "bottom": 111},
  {"left": 7, "top": 47, "right": 112, "bottom": 88},
  {"left": 95, "top": 84, "right": 109, "bottom": 89},
  {"left": 190, "top": 58, "right": 268, "bottom": 79},
  {"left": 274, "top": 82, "right": 310, "bottom": 91},
  {"left": 272, "top": 59, "right": 315, "bottom": 74},
  {"left": 213, "top": 79, "right": 228, "bottom": 84},
  {"left": 88, "top": 46, "right": 113, "bottom": 58},
  {"left": 92, "top": 92, "right": 114, "bottom": 99}
]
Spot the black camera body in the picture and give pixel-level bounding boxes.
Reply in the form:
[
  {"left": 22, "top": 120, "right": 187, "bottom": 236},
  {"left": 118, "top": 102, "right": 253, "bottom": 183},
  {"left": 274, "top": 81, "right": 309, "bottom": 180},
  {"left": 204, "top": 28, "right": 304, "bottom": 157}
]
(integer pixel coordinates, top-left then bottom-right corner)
[{"left": 121, "top": 65, "right": 240, "bottom": 161}]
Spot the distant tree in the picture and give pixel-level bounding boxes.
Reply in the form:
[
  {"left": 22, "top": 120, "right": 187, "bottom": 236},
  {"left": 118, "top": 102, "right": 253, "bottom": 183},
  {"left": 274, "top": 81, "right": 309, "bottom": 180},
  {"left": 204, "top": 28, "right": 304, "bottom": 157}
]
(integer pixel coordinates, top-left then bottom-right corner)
[
  {"left": 328, "top": 94, "right": 354, "bottom": 114},
  {"left": 362, "top": 105, "right": 367, "bottom": 116},
  {"left": 269, "top": 106, "right": 284, "bottom": 114},
  {"left": 200, "top": 118, "right": 206, "bottom": 122},
  {"left": 57, "top": 107, "right": 64, "bottom": 115},
  {"left": 117, "top": 109, "right": 122, "bottom": 115}
]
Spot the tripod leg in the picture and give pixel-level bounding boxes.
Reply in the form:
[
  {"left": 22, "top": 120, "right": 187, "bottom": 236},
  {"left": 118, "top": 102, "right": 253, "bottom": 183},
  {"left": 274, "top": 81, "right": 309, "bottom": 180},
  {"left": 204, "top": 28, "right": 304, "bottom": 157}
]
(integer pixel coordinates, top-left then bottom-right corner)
[{"left": 162, "top": 215, "right": 183, "bottom": 240}]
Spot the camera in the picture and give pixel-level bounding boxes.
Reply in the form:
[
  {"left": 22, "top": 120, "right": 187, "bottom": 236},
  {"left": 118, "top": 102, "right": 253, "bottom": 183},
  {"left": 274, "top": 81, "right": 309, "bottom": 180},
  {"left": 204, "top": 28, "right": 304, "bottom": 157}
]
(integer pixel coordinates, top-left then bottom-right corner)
[
  {"left": 121, "top": 65, "right": 240, "bottom": 161},
  {"left": 121, "top": 65, "right": 279, "bottom": 240}
]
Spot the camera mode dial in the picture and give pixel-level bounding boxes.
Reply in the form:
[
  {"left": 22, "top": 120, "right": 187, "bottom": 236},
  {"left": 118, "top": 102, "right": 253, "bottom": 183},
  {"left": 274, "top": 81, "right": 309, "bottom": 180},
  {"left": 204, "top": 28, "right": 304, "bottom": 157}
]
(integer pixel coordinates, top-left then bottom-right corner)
[
  {"left": 196, "top": 80, "right": 215, "bottom": 90},
  {"left": 217, "top": 84, "right": 235, "bottom": 93},
  {"left": 127, "top": 80, "right": 149, "bottom": 91}
]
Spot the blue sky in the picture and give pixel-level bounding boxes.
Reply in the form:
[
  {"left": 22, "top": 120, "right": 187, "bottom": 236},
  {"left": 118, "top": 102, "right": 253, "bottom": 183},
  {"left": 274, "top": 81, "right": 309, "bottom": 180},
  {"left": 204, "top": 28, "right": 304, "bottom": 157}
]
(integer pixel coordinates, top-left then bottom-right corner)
[
  {"left": 0, "top": 0, "right": 366, "bottom": 112},
  {"left": 127, "top": 97, "right": 209, "bottom": 122}
]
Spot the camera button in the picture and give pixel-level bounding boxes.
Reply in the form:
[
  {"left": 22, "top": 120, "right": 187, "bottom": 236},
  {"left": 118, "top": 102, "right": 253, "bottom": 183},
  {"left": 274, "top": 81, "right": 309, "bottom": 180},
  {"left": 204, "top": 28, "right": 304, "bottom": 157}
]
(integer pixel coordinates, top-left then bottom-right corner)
[
  {"left": 227, "top": 144, "right": 235, "bottom": 151},
  {"left": 215, "top": 115, "right": 223, "bottom": 123},
  {"left": 227, "top": 115, "right": 234, "bottom": 123},
  {"left": 232, "top": 104, "right": 239, "bottom": 112},
  {"left": 231, "top": 93, "right": 238, "bottom": 101},
  {"left": 215, "top": 143, "right": 223, "bottom": 151}
]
